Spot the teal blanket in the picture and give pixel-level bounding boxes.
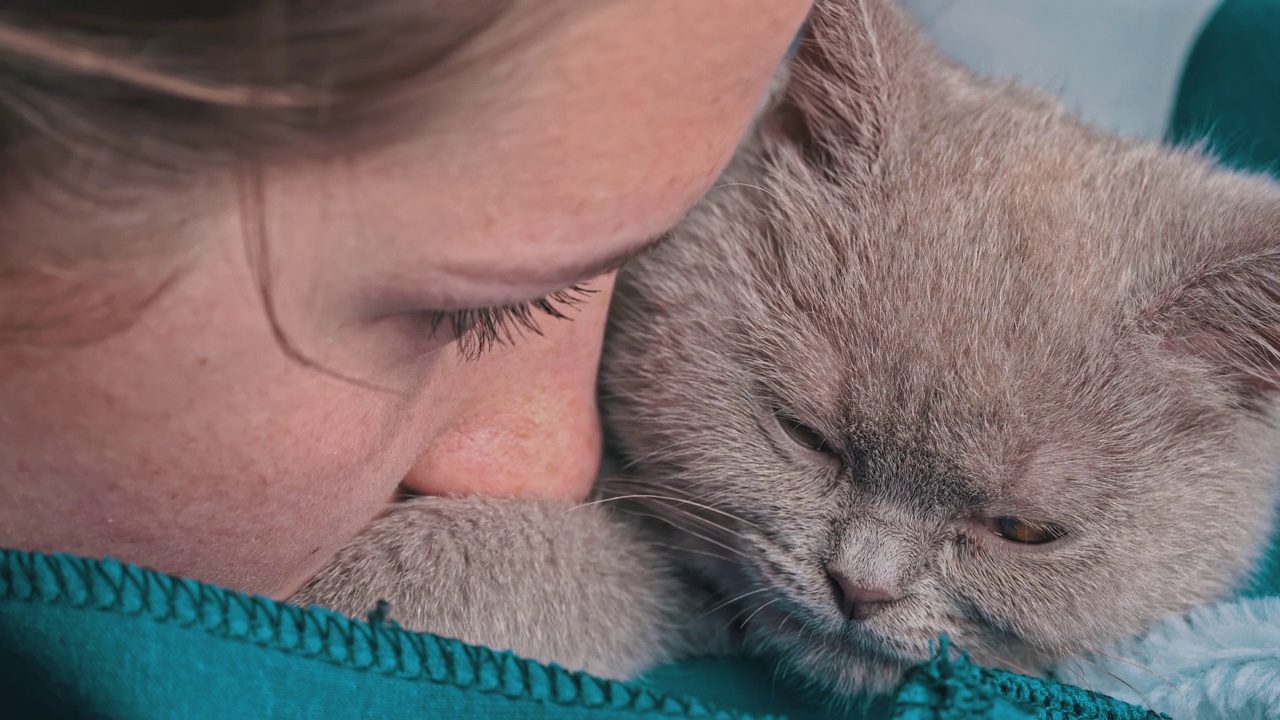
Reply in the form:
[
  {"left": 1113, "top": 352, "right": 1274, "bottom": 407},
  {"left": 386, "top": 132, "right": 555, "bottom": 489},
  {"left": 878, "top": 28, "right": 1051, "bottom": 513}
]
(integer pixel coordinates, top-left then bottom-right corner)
[{"left": 0, "top": 550, "right": 1161, "bottom": 719}]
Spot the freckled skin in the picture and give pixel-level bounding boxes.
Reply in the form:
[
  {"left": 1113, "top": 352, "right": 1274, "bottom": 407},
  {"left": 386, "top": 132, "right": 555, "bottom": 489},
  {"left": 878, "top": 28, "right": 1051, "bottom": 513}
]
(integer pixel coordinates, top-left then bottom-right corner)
[{"left": 0, "top": 0, "right": 813, "bottom": 599}]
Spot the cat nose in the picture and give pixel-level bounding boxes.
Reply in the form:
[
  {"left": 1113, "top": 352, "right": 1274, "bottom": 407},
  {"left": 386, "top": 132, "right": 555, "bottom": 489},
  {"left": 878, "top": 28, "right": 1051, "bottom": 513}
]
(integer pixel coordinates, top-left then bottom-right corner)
[{"left": 826, "top": 568, "right": 900, "bottom": 622}]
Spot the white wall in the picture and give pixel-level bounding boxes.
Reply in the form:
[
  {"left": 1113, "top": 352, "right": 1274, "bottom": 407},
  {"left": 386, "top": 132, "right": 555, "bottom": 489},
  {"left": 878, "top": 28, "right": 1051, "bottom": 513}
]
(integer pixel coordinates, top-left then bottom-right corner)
[{"left": 899, "top": 0, "right": 1222, "bottom": 139}]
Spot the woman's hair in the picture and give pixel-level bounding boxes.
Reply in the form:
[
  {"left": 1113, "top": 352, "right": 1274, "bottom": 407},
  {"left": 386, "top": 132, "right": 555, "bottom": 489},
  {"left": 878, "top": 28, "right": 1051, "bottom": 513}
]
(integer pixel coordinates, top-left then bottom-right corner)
[
  {"left": 0, "top": 0, "right": 514, "bottom": 180},
  {"left": 0, "top": 0, "right": 522, "bottom": 351}
]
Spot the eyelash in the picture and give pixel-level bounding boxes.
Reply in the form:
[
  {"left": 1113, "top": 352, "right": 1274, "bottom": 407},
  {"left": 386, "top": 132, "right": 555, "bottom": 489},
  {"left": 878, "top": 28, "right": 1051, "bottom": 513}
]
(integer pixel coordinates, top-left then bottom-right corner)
[{"left": 426, "top": 284, "right": 595, "bottom": 360}]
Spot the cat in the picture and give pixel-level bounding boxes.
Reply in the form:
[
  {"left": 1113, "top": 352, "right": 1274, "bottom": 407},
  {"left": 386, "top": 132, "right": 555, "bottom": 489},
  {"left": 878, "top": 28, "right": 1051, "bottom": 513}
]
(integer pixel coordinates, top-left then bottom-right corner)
[{"left": 292, "top": 0, "right": 1280, "bottom": 697}]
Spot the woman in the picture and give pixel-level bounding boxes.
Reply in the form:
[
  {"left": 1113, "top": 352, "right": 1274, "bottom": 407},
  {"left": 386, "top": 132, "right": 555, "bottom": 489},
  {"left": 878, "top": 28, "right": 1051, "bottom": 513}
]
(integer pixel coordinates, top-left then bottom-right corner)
[
  {"left": 0, "top": 0, "right": 810, "bottom": 596},
  {"left": 0, "top": 1, "right": 809, "bottom": 716}
]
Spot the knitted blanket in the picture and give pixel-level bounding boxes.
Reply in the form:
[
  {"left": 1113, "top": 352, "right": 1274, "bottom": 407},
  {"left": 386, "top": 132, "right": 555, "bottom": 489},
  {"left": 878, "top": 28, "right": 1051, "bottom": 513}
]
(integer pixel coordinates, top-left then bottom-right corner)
[{"left": 1063, "top": 598, "right": 1280, "bottom": 719}]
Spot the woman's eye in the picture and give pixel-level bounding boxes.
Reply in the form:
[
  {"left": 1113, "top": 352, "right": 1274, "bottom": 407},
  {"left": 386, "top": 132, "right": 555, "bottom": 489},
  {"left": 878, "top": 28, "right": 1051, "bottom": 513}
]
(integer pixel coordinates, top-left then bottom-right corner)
[
  {"left": 776, "top": 415, "right": 833, "bottom": 453},
  {"left": 425, "top": 284, "right": 593, "bottom": 361},
  {"left": 983, "top": 517, "right": 1067, "bottom": 545}
]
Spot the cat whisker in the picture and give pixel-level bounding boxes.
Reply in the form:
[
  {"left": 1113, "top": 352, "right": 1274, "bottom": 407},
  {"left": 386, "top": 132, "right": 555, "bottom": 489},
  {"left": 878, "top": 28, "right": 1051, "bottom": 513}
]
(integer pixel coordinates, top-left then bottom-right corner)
[
  {"left": 724, "top": 595, "right": 775, "bottom": 627},
  {"left": 796, "top": 617, "right": 814, "bottom": 638},
  {"left": 600, "top": 483, "right": 766, "bottom": 549},
  {"left": 741, "top": 597, "right": 783, "bottom": 628},
  {"left": 634, "top": 510, "right": 754, "bottom": 561},
  {"left": 580, "top": 489, "right": 763, "bottom": 531},
  {"left": 710, "top": 181, "right": 785, "bottom": 204},
  {"left": 609, "top": 476, "right": 748, "bottom": 509},
  {"left": 631, "top": 534, "right": 737, "bottom": 564},
  {"left": 1055, "top": 657, "right": 1089, "bottom": 686},
  {"left": 771, "top": 660, "right": 786, "bottom": 695},
  {"left": 664, "top": 544, "right": 739, "bottom": 563},
  {"left": 993, "top": 656, "right": 1039, "bottom": 681},
  {"left": 1080, "top": 648, "right": 1186, "bottom": 711},
  {"left": 647, "top": 502, "right": 760, "bottom": 543},
  {"left": 702, "top": 594, "right": 775, "bottom": 650},
  {"left": 777, "top": 609, "right": 798, "bottom": 632},
  {"left": 625, "top": 498, "right": 755, "bottom": 544},
  {"left": 700, "top": 587, "right": 773, "bottom": 620},
  {"left": 1065, "top": 654, "right": 1169, "bottom": 717}
]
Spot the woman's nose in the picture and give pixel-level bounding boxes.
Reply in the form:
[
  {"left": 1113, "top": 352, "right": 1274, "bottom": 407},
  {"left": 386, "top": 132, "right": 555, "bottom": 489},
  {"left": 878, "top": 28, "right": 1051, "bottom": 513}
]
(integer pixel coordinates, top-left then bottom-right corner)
[{"left": 399, "top": 274, "right": 617, "bottom": 501}]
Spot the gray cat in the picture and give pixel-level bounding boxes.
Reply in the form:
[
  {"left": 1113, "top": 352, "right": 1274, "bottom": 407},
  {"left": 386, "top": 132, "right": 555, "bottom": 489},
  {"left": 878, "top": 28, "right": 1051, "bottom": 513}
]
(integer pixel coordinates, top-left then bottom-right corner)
[{"left": 293, "top": 0, "right": 1280, "bottom": 697}]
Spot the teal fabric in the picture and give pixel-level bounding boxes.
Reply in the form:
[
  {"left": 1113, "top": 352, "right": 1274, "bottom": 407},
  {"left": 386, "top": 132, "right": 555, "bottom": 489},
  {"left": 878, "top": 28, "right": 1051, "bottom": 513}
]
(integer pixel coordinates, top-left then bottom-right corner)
[
  {"left": 0, "top": 550, "right": 1160, "bottom": 719},
  {"left": 1168, "top": 0, "right": 1280, "bottom": 177},
  {"left": 644, "top": 648, "right": 1167, "bottom": 720},
  {"left": 888, "top": 642, "right": 1161, "bottom": 720},
  {"left": 0, "top": 550, "right": 766, "bottom": 720}
]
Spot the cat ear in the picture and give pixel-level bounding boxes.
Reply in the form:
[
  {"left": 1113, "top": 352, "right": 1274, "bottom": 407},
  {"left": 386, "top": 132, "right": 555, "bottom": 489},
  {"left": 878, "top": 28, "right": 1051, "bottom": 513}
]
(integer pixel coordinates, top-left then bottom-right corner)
[
  {"left": 764, "top": 0, "right": 916, "bottom": 170},
  {"left": 1145, "top": 216, "right": 1280, "bottom": 400}
]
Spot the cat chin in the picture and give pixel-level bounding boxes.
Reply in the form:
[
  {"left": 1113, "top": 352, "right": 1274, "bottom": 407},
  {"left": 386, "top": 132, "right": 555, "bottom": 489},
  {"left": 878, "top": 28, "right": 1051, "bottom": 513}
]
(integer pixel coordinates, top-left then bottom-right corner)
[
  {"left": 741, "top": 604, "right": 929, "bottom": 695},
  {"left": 776, "top": 637, "right": 919, "bottom": 696}
]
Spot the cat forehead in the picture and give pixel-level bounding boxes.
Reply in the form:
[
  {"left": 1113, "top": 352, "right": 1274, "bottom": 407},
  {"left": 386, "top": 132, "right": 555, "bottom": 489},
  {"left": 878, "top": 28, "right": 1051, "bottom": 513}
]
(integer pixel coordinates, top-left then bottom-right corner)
[
  {"left": 745, "top": 189, "right": 1154, "bottom": 513},
  {"left": 749, "top": 108, "right": 1193, "bottom": 386}
]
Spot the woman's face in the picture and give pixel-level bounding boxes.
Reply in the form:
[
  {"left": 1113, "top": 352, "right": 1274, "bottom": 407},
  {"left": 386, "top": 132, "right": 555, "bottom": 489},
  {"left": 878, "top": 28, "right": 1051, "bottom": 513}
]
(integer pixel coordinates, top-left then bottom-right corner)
[{"left": 0, "top": 0, "right": 812, "bottom": 598}]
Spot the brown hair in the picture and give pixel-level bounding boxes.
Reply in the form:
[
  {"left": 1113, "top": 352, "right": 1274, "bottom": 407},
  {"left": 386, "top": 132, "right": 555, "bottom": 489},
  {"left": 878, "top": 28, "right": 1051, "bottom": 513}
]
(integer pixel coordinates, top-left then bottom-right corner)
[
  {"left": 0, "top": 1, "right": 527, "bottom": 351},
  {"left": 0, "top": 0, "right": 515, "bottom": 178}
]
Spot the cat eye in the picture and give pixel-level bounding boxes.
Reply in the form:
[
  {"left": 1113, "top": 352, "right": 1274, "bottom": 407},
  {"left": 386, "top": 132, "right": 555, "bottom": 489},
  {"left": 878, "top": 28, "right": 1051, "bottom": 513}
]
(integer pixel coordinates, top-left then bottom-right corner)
[
  {"left": 776, "top": 414, "right": 833, "bottom": 454},
  {"left": 983, "top": 517, "right": 1067, "bottom": 545}
]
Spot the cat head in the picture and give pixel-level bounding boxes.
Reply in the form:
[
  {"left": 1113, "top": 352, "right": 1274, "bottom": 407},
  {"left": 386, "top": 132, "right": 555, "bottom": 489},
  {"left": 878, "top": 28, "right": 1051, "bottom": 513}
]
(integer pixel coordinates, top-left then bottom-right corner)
[{"left": 602, "top": 0, "right": 1280, "bottom": 695}]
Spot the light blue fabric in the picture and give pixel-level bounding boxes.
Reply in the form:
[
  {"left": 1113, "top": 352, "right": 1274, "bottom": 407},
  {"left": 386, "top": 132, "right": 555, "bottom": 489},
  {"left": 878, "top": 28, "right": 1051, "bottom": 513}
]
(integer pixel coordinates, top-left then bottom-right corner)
[{"left": 1061, "top": 597, "right": 1280, "bottom": 719}]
